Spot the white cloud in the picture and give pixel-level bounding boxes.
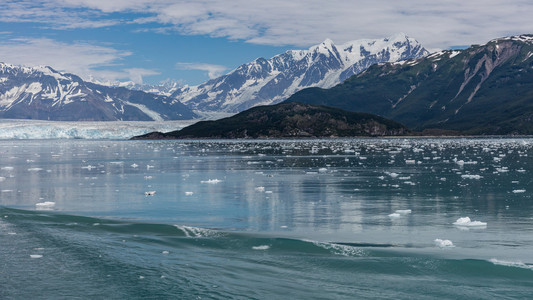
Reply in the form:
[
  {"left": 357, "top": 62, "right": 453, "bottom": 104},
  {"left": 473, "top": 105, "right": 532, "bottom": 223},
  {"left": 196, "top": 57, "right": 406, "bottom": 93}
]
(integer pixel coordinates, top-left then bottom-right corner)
[
  {"left": 0, "top": 38, "right": 157, "bottom": 83},
  {"left": 2, "top": 0, "right": 533, "bottom": 50},
  {"left": 176, "top": 62, "right": 228, "bottom": 79}
]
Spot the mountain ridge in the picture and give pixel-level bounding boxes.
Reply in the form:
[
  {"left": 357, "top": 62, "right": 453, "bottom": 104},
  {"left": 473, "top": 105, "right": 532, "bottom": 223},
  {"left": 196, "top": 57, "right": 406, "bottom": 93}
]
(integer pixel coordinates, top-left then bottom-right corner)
[
  {"left": 286, "top": 34, "right": 533, "bottom": 135},
  {"left": 0, "top": 63, "right": 196, "bottom": 121},
  {"left": 170, "top": 33, "right": 428, "bottom": 113}
]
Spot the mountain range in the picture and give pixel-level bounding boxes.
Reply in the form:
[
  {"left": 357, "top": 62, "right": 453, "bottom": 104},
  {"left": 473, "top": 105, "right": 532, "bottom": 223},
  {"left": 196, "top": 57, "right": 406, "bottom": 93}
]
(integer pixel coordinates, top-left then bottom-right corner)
[
  {"left": 286, "top": 34, "right": 533, "bottom": 135},
  {"left": 170, "top": 33, "right": 428, "bottom": 113},
  {"left": 0, "top": 63, "right": 196, "bottom": 121}
]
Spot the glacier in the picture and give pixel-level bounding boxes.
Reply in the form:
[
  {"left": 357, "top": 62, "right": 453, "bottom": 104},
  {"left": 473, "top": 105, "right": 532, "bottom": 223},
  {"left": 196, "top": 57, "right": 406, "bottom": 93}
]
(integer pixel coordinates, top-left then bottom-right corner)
[{"left": 0, "top": 119, "right": 196, "bottom": 139}]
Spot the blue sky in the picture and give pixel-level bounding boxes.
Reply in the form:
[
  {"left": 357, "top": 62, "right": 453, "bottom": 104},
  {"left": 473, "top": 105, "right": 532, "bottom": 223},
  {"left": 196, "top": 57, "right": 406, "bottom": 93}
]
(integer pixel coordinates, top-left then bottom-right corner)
[{"left": 1, "top": 0, "right": 532, "bottom": 86}]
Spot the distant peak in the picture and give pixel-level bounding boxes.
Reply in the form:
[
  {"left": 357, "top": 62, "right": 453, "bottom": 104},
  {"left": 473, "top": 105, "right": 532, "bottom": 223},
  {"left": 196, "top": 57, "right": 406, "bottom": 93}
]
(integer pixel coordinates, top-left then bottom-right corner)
[{"left": 322, "top": 38, "right": 335, "bottom": 46}]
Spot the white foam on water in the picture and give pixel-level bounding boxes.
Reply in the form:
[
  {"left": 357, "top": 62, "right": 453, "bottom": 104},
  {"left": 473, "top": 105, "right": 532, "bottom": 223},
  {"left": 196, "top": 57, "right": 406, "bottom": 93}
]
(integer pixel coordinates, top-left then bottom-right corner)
[
  {"left": 489, "top": 258, "right": 533, "bottom": 270},
  {"left": 27, "top": 168, "right": 43, "bottom": 172},
  {"left": 0, "top": 177, "right": 5, "bottom": 182},
  {"left": 388, "top": 213, "right": 401, "bottom": 218},
  {"left": 313, "top": 241, "right": 366, "bottom": 257},
  {"left": 453, "top": 217, "right": 487, "bottom": 227},
  {"left": 512, "top": 189, "right": 526, "bottom": 193},
  {"left": 30, "top": 254, "right": 43, "bottom": 259},
  {"left": 201, "top": 179, "right": 221, "bottom": 184},
  {"left": 255, "top": 186, "right": 265, "bottom": 192},
  {"left": 434, "top": 239, "right": 454, "bottom": 248},
  {"left": 395, "top": 209, "right": 412, "bottom": 214},
  {"left": 1, "top": 166, "right": 14, "bottom": 171},
  {"left": 252, "top": 245, "right": 270, "bottom": 250},
  {"left": 174, "top": 225, "right": 218, "bottom": 238}
]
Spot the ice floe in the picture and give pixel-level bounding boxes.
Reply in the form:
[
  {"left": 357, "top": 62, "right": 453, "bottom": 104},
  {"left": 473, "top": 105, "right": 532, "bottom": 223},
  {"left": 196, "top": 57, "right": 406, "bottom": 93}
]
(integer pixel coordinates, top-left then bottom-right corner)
[
  {"left": 252, "top": 245, "right": 270, "bottom": 250},
  {"left": 35, "top": 201, "right": 55, "bottom": 210},
  {"left": 453, "top": 217, "right": 487, "bottom": 227},
  {"left": 434, "top": 239, "right": 454, "bottom": 248},
  {"left": 144, "top": 191, "right": 156, "bottom": 196},
  {"left": 201, "top": 179, "right": 221, "bottom": 184}
]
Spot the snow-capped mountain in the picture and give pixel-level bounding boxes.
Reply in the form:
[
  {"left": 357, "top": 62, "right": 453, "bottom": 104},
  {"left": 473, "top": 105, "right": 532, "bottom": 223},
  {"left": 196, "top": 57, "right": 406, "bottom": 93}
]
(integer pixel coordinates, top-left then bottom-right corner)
[
  {"left": 171, "top": 33, "right": 429, "bottom": 113},
  {"left": 0, "top": 63, "right": 196, "bottom": 121},
  {"left": 286, "top": 34, "right": 533, "bottom": 135},
  {"left": 92, "top": 79, "right": 183, "bottom": 97}
]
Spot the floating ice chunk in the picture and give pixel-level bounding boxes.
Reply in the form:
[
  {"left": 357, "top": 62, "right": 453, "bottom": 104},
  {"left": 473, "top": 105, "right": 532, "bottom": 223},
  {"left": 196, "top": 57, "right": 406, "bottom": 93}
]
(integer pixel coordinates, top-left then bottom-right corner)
[
  {"left": 185, "top": 191, "right": 194, "bottom": 196},
  {"left": 265, "top": 191, "right": 273, "bottom": 194},
  {"left": 461, "top": 174, "right": 482, "bottom": 180},
  {"left": 434, "top": 239, "right": 454, "bottom": 248},
  {"left": 30, "top": 254, "right": 43, "bottom": 259},
  {"left": 252, "top": 245, "right": 270, "bottom": 250},
  {"left": 512, "top": 189, "right": 526, "bottom": 193},
  {"left": 255, "top": 186, "right": 265, "bottom": 192},
  {"left": 318, "top": 168, "right": 327, "bottom": 173},
  {"left": 453, "top": 217, "right": 487, "bottom": 227},
  {"left": 131, "top": 163, "right": 139, "bottom": 168},
  {"left": 201, "top": 179, "right": 221, "bottom": 184},
  {"left": 27, "top": 168, "right": 43, "bottom": 172},
  {"left": 395, "top": 209, "right": 412, "bottom": 214},
  {"left": 388, "top": 213, "right": 401, "bottom": 218},
  {"left": 144, "top": 191, "right": 156, "bottom": 196},
  {"left": 405, "top": 160, "right": 416, "bottom": 164},
  {"left": 81, "top": 165, "right": 95, "bottom": 170},
  {"left": 1, "top": 166, "right": 14, "bottom": 171},
  {"left": 35, "top": 201, "right": 55, "bottom": 210},
  {"left": 388, "top": 172, "right": 399, "bottom": 178},
  {"left": 1, "top": 190, "right": 13, "bottom": 193},
  {"left": 162, "top": 250, "right": 170, "bottom": 255}
]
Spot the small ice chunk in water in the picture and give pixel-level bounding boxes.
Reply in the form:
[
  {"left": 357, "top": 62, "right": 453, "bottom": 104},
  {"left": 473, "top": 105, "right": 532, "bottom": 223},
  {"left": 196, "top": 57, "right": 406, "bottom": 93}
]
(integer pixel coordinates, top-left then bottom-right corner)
[
  {"left": 252, "top": 245, "right": 270, "bottom": 250},
  {"left": 512, "top": 189, "right": 526, "bottom": 193},
  {"left": 144, "top": 191, "right": 156, "bottom": 196},
  {"left": 162, "top": 250, "right": 170, "bottom": 255},
  {"left": 35, "top": 201, "right": 55, "bottom": 209},
  {"left": 255, "top": 186, "right": 265, "bottom": 192},
  {"left": 453, "top": 217, "right": 487, "bottom": 227},
  {"left": 434, "top": 239, "right": 454, "bottom": 248},
  {"left": 185, "top": 192, "right": 194, "bottom": 196},
  {"left": 201, "top": 179, "right": 221, "bottom": 184},
  {"left": 395, "top": 209, "right": 412, "bottom": 214},
  {"left": 318, "top": 168, "right": 327, "bottom": 173},
  {"left": 388, "top": 213, "right": 401, "bottom": 218},
  {"left": 30, "top": 254, "right": 43, "bottom": 259}
]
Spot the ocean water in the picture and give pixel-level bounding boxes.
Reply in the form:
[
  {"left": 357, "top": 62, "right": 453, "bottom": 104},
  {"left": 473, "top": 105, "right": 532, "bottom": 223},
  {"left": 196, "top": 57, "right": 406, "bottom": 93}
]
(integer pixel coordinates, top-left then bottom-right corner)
[{"left": 1, "top": 138, "right": 532, "bottom": 299}]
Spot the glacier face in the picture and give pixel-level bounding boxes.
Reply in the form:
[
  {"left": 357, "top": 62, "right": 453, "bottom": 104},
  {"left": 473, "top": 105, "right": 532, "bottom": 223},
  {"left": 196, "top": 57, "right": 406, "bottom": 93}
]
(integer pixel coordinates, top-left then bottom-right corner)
[
  {"left": 171, "top": 33, "right": 429, "bottom": 113},
  {"left": 0, "top": 119, "right": 196, "bottom": 139},
  {"left": 0, "top": 63, "right": 196, "bottom": 121}
]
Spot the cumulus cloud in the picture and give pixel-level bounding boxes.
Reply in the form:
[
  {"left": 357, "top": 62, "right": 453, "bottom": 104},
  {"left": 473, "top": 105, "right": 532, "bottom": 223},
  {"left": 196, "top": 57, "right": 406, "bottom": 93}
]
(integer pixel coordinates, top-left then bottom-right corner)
[
  {"left": 0, "top": 38, "right": 157, "bottom": 83},
  {"left": 176, "top": 62, "right": 228, "bottom": 79}
]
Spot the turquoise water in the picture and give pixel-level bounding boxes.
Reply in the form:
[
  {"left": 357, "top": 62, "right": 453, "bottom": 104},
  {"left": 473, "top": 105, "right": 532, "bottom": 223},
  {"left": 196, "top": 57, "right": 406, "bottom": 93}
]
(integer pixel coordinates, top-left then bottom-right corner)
[{"left": 1, "top": 139, "right": 533, "bottom": 299}]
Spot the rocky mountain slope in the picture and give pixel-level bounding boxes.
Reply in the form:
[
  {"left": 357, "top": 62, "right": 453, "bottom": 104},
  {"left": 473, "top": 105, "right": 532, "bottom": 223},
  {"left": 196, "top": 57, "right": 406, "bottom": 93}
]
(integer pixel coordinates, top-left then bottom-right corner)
[
  {"left": 132, "top": 102, "right": 410, "bottom": 139},
  {"left": 286, "top": 35, "right": 533, "bottom": 135},
  {"left": 171, "top": 33, "right": 428, "bottom": 113},
  {"left": 0, "top": 63, "right": 196, "bottom": 121}
]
